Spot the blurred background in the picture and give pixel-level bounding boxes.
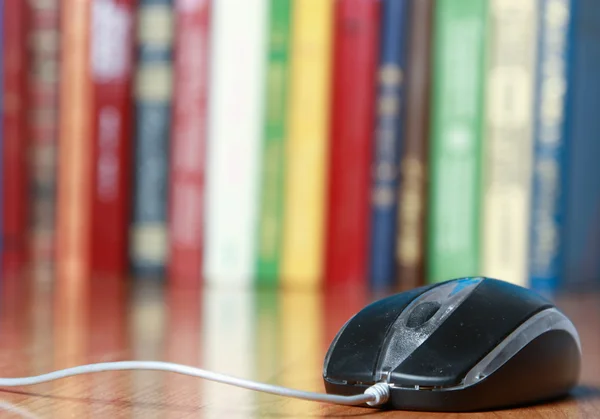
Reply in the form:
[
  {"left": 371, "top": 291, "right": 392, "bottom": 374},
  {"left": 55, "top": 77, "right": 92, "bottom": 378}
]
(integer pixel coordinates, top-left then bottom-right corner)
[
  {"left": 0, "top": 0, "right": 599, "bottom": 325},
  {"left": 0, "top": 0, "right": 598, "bottom": 414}
]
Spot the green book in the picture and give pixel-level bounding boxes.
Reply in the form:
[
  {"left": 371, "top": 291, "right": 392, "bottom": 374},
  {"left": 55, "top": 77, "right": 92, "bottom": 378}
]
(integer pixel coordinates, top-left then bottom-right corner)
[
  {"left": 427, "top": 0, "right": 488, "bottom": 283},
  {"left": 256, "top": 0, "right": 292, "bottom": 287}
]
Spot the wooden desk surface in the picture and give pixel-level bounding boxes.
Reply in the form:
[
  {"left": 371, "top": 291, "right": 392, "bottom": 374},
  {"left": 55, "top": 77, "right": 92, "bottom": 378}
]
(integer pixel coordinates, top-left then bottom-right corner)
[{"left": 0, "top": 274, "right": 597, "bottom": 418}]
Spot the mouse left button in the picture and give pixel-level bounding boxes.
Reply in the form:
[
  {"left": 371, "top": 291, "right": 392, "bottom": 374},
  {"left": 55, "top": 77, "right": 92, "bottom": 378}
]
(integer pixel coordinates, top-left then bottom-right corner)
[{"left": 323, "top": 284, "right": 437, "bottom": 385}]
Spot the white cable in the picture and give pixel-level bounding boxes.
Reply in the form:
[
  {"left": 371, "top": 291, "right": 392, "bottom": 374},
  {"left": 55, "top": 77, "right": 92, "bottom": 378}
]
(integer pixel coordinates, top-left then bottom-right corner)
[{"left": 0, "top": 361, "right": 390, "bottom": 407}]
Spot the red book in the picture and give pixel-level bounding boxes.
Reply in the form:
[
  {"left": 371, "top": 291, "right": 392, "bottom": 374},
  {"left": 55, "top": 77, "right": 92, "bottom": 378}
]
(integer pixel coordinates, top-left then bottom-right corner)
[
  {"left": 89, "top": 0, "right": 135, "bottom": 275},
  {"left": 2, "top": 0, "right": 29, "bottom": 274},
  {"left": 324, "top": 0, "right": 380, "bottom": 287},
  {"left": 167, "top": 0, "right": 211, "bottom": 287}
]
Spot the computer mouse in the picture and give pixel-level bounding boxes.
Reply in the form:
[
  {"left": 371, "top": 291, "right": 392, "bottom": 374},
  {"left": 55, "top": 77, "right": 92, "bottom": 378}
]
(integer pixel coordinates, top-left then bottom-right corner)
[{"left": 323, "top": 277, "right": 581, "bottom": 411}]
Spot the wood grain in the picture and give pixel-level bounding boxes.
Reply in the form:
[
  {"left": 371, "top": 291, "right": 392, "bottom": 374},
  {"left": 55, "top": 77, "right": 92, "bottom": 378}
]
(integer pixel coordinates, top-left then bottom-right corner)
[{"left": 0, "top": 274, "right": 597, "bottom": 418}]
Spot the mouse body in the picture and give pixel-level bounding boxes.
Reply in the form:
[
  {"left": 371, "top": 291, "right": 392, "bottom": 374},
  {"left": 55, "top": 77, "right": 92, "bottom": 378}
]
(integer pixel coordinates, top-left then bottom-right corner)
[{"left": 323, "top": 277, "right": 581, "bottom": 411}]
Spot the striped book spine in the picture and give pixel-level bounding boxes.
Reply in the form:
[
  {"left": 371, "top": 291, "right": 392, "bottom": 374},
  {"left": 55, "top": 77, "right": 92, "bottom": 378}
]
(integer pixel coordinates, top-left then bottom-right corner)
[
  {"left": 204, "top": 0, "right": 268, "bottom": 285},
  {"left": 27, "top": 0, "right": 60, "bottom": 282},
  {"left": 131, "top": 0, "right": 174, "bottom": 276}
]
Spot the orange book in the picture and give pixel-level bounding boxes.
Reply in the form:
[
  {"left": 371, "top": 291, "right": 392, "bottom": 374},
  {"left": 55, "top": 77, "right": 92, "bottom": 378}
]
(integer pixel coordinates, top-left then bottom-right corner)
[{"left": 56, "top": 0, "right": 93, "bottom": 283}]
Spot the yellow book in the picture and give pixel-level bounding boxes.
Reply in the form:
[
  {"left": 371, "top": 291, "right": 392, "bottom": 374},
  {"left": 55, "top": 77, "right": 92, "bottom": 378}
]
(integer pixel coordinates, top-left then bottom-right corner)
[{"left": 281, "top": 0, "right": 333, "bottom": 288}]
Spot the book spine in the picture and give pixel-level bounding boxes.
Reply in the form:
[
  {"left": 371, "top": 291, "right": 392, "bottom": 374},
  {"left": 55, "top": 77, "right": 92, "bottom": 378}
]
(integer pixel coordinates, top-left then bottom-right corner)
[
  {"left": 255, "top": 0, "right": 292, "bottom": 287},
  {"left": 27, "top": 0, "right": 60, "bottom": 282},
  {"left": 281, "top": 0, "right": 334, "bottom": 288},
  {"left": 167, "top": 0, "right": 210, "bottom": 286},
  {"left": 482, "top": 0, "right": 539, "bottom": 287},
  {"left": 426, "top": 0, "right": 488, "bottom": 284},
  {"left": 368, "top": 0, "right": 408, "bottom": 290},
  {"left": 563, "top": 0, "right": 600, "bottom": 289},
  {"left": 326, "top": 0, "right": 380, "bottom": 288},
  {"left": 131, "top": 0, "right": 174, "bottom": 276},
  {"left": 56, "top": 0, "right": 93, "bottom": 282},
  {"left": 0, "top": 0, "right": 3, "bottom": 261},
  {"left": 2, "top": 0, "right": 29, "bottom": 273},
  {"left": 528, "top": 0, "right": 573, "bottom": 293},
  {"left": 396, "top": 0, "right": 434, "bottom": 291},
  {"left": 90, "top": 0, "right": 134, "bottom": 276},
  {"left": 204, "top": 0, "right": 268, "bottom": 285}
]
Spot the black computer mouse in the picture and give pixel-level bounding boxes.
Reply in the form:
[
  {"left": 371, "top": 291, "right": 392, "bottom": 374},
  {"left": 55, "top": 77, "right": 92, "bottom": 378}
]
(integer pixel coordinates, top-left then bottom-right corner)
[{"left": 323, "top": 277, "right": 581, "bottom": 411}]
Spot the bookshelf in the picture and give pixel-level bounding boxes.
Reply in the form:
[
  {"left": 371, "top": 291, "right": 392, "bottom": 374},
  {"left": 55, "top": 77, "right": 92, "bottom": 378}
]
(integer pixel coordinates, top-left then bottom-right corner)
[{"left": 1, "top": 0, "right": 599, "bottom": 294}]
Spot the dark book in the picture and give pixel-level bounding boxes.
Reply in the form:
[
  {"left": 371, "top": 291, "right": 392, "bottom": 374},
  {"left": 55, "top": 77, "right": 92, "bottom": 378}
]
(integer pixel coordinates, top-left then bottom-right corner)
[
  {"left": 131, "top": 0, "right": 174, "bottom": 276},
  {"left": 529, "top": 0, "right": 600, "bottom": 293},
  {"left": 561, "top": 0, "right": 600, "bottom": 291},
  {"left": 395, "top": 0, "right": 434, "bottom": 291},
  {"left": 369, "top": 0, "right": 410, "bottom": 290}
]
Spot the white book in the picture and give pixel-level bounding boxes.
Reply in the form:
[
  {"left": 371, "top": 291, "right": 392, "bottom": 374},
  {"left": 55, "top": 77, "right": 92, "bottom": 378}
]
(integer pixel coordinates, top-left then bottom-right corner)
[
  {"left": 482, "top": 0, "right": 539, "bottom": 286},
  {"left": 203, "top": 0, "right": 268, "bottom": 286}
]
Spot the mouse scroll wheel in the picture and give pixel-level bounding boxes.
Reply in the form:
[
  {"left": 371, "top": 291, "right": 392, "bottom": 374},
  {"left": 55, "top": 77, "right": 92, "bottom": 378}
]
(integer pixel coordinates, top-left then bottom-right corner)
[{"left": 406, "top": 301, "right": 442, "bottom": 328}]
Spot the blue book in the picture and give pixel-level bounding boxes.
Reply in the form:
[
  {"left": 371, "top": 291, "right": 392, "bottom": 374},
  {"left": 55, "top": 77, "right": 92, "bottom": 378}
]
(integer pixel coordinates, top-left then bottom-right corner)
[
  {"left": 529, "top": 0, "right": 600, "bottom": 293},
  {"left": 131, "top": 0, "right": 174, "bottom": 276},
  {"left": 528, "top": 0, "right": 573, "bottom": 294},
  {"left": 562, "top": 0, "right": 600, "bottom": 290},
  {"left": 369, "top": 0, "right": 410, "bottom": 290}
]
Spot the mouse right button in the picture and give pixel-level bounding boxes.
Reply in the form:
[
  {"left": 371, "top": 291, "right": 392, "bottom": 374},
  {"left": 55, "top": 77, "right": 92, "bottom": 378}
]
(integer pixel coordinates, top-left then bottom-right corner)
[{"left": 388, "top": 278, "right": 555, "bottom": 388}]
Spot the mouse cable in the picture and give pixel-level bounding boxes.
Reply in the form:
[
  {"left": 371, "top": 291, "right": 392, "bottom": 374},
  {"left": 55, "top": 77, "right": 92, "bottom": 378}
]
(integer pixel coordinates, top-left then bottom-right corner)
[{"left": 0, "top": 361, "right": 390, "bottom": 407}]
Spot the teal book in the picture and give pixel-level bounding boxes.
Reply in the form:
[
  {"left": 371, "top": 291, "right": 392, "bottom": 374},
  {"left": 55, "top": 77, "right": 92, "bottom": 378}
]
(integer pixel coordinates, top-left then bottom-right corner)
[
  {"left": 255, "top": 0, "right": 292, "bottom": 287},
  {"left": 427, "top": 0, "right": 489, "bottom": 283},
  {"left": 131, "top": 0, "right": 174, "bottom": 276}
]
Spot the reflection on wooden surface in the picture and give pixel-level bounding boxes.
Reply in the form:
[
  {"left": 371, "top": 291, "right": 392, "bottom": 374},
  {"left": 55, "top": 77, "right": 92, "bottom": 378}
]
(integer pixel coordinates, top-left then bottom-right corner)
[{"left": 0, "top": 272, "right": 596, "bottom": 418}]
